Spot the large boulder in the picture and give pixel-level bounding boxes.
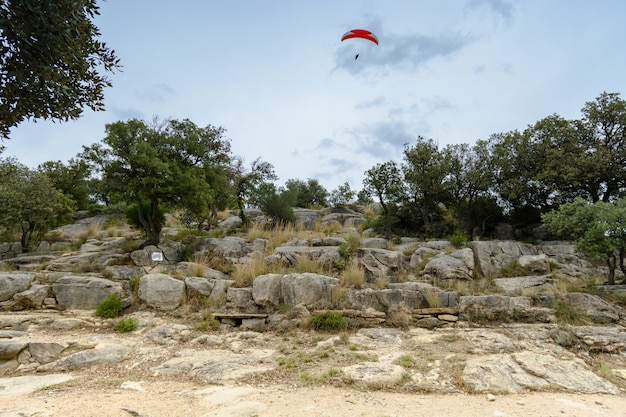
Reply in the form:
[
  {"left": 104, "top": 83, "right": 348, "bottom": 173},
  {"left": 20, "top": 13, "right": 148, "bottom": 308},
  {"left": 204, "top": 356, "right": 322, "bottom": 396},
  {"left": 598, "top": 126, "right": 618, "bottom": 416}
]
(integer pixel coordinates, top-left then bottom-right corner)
[
  {"left": 421, "top": 248, "right": 474, "bottom": 280},
  {"left": 52, "top": 275, "right": 123, "bottom": 309},
  {"left": 280, "top": 273, "right": 339, "bottom": 310},
  {"left": 0, "top": 272, "right": 35, "bottom": 302},
  {"left": 562, "top": 293, "right": 625, "bottom": 324},
  {"left": 359, "top": 248, "right": 403, "bottom": 282},
  {"left": 138, "top": 273, "right": 185, "bottom": 310},
  {"left": 265, "top": 245, "right": 341, "bottom": 267},
  {"left": 293, "top": 208, "right": 322, "bottom": 229},
  {"left": 471, "top": 241, "right": 537, "bottom": 278},
  {"left": 459, "top": 295, "right": 552, "bottom": 323}
]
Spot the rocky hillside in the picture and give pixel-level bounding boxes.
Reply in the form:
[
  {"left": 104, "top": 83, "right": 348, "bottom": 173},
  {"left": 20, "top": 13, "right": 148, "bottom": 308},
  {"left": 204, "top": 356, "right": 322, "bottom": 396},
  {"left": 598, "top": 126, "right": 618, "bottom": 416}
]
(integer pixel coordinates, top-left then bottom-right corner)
[{"left": 1, "top": 208, "right": 626, "bottom": 407}]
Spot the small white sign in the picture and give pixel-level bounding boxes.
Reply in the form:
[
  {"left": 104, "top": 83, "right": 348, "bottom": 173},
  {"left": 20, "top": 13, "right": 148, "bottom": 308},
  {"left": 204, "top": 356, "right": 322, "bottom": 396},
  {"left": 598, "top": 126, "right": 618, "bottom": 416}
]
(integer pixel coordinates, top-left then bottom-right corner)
[{"left": 150, "top": 251, "right": 164, "bottom": 262}]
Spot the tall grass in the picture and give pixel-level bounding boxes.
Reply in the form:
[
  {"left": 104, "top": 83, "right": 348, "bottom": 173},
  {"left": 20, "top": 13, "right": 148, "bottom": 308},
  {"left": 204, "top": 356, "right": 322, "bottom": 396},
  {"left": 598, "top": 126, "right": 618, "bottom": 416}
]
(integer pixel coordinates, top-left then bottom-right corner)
[{"left": 340, "top": 259, "right": 365, "bottom": 289}]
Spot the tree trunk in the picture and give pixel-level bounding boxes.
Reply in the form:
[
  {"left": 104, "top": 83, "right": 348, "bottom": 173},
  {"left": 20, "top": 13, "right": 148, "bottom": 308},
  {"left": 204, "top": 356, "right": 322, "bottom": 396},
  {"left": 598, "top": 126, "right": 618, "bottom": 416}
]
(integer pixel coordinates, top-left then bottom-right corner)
[
  {"left": 606, "top": 253, "right": 616, "bottom": 285},
  {"left": 137, "top": 198, "right": 162, "bottom": 247}
]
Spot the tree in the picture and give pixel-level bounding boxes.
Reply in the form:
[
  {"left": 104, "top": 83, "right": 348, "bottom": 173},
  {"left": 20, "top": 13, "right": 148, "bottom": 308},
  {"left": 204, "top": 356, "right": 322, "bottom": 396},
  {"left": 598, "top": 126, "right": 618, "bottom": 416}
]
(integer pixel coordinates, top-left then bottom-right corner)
[
  {"left": 401, "top": 137, "right": 454, "bottom": 235},
  {"left": 329, "top": 182, "right": 356, "bottom": 208},
  {"left": 283, "top": 178, "right": 328, "bottom": 208},
  {"left": 542, "top": 197, "right": 626, "bottom": 285},
  {"left": 233, "top": 158, "right": 278, "bottom": 224},
  {"left": 0, "top": 158, "right": 74, "bottom": 251},
  {"left": 443, "top": 141, "right": 500, "bottom": 236},
  {"left": 0, "top": 0, "right": 121, "bottom": 139},
  {"left": 578, "top": 91, "right": 626, "bottom": 202},
  {"left": 84, "top": 118, "right": 232, "bottom": 246},
  {"left": 362, "top": 161, "right": 404, "bottom": 237},
  {"left": 38, "top": 158, "right": 91, "bottom": 210}
]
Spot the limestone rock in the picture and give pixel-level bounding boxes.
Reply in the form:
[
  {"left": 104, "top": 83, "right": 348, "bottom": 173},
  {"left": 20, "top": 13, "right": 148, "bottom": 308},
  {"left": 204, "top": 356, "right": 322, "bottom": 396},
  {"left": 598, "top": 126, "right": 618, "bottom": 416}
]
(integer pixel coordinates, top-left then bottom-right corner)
[
  {"left": 138, "top": 273, "right": 185, "bottom": 310},
  {"left": 52, "top": 275, "right": 122, "bottom": 310}
]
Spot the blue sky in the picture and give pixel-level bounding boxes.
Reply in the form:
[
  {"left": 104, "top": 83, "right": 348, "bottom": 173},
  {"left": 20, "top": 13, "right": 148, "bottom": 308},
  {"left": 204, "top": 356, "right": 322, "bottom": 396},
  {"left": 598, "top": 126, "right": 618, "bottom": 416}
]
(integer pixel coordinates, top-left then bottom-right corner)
[{"left": 4, "top": 0, "right": 626, "bottom": 192}]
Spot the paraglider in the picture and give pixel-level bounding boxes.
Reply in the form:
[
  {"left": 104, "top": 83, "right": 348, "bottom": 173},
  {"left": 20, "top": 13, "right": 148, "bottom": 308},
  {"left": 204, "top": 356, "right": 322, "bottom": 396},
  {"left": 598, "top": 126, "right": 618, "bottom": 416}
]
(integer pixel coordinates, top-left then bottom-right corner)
[
  {"left": 341, "top": 29, "right": 378, "bottom": 60},
  {"left": 341, "top": 29, "right": 379, "bottom": 45}
]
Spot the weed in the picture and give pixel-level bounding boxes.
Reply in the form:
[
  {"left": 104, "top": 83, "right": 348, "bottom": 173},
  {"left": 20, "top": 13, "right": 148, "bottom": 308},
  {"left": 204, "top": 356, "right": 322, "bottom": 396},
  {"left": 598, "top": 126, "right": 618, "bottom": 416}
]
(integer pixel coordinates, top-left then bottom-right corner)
[
  {"left": 114, "top": 318, "right": 138, "bottom": 332},
  {"left": 448, "top": 230, "right": 469, "bottom": 248},
  {"left": 553, "top": 299, "right": 589, "bottom": 325},
  {"left": 95, "top": 294, "right": 123, "bottom": 318},
  {"left": 395, "top": 354, "right": 413, "bottom": 368},
  {"left": 309, "top": 311, "right": 348, "bottom": 332}
]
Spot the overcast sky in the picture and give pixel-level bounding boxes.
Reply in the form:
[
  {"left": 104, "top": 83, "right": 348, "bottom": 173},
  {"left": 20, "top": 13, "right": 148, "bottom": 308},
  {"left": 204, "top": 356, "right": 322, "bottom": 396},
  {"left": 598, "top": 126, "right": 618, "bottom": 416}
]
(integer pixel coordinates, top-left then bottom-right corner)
[{"left": 4, "top": 0, "right": 626, "bottom": 191}]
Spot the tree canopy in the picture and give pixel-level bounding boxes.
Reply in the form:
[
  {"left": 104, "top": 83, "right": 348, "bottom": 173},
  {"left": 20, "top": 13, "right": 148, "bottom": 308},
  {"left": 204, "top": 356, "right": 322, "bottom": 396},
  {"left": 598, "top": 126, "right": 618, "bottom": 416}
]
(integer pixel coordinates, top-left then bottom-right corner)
[
  {"left": 0, "top": 0, "right": 120, "bottom": 140},
  {"left": 0, "top": 158, "right": 74, "bottom": 251},
  {"left": 82, "top": 118, "right": 232, "bottom": 246}
]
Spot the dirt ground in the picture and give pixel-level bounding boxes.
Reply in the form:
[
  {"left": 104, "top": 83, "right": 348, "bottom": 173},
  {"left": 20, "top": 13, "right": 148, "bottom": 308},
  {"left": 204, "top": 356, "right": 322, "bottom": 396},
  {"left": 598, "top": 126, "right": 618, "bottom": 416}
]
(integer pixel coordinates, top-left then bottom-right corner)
[
  {"left": 2, "top": 313, "right": 626, "bottom": 417},
  {"left": 1, "top": 378, "right": 626, "bottom": 417}
]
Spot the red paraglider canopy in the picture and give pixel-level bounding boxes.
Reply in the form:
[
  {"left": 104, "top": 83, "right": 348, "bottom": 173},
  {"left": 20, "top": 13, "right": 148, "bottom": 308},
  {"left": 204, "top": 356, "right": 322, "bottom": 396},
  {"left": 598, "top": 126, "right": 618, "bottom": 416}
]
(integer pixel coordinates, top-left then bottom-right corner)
[{"left": 341, "top": 29, "right": 379, "bottom": 45}]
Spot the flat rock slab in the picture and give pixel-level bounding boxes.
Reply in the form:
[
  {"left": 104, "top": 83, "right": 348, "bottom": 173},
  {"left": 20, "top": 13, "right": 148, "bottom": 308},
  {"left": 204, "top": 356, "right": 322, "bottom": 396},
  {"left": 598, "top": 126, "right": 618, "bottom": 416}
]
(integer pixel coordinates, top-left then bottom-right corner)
[{"left": 0, "top": 374, "right": 73, "bottom": 396}]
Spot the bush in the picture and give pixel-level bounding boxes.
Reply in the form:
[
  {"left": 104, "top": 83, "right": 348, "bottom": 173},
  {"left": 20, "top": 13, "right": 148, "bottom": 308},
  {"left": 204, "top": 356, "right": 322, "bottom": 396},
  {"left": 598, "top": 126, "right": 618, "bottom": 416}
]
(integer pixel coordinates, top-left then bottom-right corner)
[
  {"left": 310, "top": 311, "right": 348, "bottom": 332},
  {"left": 95, "top": 294, "right": 123, "bottom": 318},
  {"left": 114, "top": 318, "right": 138, "bottom": 332}
]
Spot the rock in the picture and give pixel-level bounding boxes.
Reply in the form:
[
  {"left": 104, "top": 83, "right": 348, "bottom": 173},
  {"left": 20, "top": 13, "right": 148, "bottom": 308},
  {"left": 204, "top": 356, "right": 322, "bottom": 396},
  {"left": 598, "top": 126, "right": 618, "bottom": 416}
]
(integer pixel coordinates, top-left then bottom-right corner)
[
  {"left": 293, "top": 208, "right": 322, "bottom": 229},
  {"left": 471, "top": 241, "right": 537, "bottom": 278},
  {"left": 512, "top": 351, "right": 619, "bottom": 394},
  {"left": 463, "top": 354, "right": 549, "bottom": 393},
  {"left": 265, "top": 245, "right": 341, "bottom": 267},
  {"left": 494, "top": 275, "right": 553, "bottom": 292},
  {"left": 342, "top": 361, "right": 406, "bottom": 387},
  {"left": 138, "top": 273, "right": 185, "bottom": 310},
  {"left": 422, "top": 248, "right": 474, "bottom": 280},
  {"left": 147, "top": 324, "right": 192, "bottom": 345},
  {"left": 359, "top": 238, "right": 388, "bottom": 249},
  {"left": 11, "top": 284, "right": 51, "bottom": 310},
  {"left": 570, "top": 326, "right": 626, "bottom": 353},
  {"left": 152, "top": 348, "right": 274, "bottom": 385},
  {"left": 41, "top": 339, "right": 133, "bottom": 371},
  {"left": 518, "top": 254, "right": 551, "bottom": 274},
  {"left": 226, "top": 287, "right": 257, "bottom": 313},
  {"left": 359, "top": 248, "right": 403, "bottom": 282},
  {"left": 280, "top": 273, "right": 339, "bottom": 310},
  {"left": 459, "top": 295, "right": 552, "bottom": 323},
  {"left": 52, "top": 275, "right": 123, "bottom": 309},
  {"left": 562, "top": 293, "right": 624, "bottom": 324},
  {"left": 0, "top": 374, "right": 73, "bottom": 396},
  {"left": 0, "top": 273, "right": 35, "bottom": 302},
  {"left": 217, "top": 215, "right": 243, "bottom": 231},
  {"left": 251, "top": 274, "right": 283, "bottom": 307}
]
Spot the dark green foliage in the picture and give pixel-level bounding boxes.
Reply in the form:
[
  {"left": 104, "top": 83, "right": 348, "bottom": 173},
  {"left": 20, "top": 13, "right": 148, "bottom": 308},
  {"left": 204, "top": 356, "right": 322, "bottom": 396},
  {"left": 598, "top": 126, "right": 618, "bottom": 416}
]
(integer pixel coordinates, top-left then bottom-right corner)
[
  {"left": 95, "top": 293, "right": 123, "bottom": 318},
  {"left": 283, "top": 178, "right": 329, "bottom": 208},
  {"left": 0, "top": 0, "right": 121, "bottom": 139},
  {"left": 125, "top": 203, "right": 165, "bottom": 234},
  {"left": 82, "top": 118, "right": 233, "bottom": 246},
  {"left": 38, "top": 159, "right": 92, "bottom": 210},
  {"left": 0, "top": 158, "right": 75, "bottom": 251},
  {"left": 114, "top": 318, "right": 138, "bottom": 332},
  {"left": 310, "top": 311, "right": 348, "bottom": 332}
]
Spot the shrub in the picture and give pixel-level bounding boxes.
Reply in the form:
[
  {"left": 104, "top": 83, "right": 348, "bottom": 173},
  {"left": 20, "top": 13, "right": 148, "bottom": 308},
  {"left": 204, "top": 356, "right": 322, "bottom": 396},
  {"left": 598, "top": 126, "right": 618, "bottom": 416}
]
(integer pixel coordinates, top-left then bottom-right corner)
[
  {"left": 448, "top": 230, "right": 469, "bottom": 248},
  {"left": 114, "top": 318, "right": 138, "bottom": 332},
  {"left": 310, "top": 311, "right": 348, "bottom": 332},
  {"left": 553, "top": 299, "right": 589, "bottom": 325},
  {"left": 95, "top": 294, "right": 123, "bottom": 318}
]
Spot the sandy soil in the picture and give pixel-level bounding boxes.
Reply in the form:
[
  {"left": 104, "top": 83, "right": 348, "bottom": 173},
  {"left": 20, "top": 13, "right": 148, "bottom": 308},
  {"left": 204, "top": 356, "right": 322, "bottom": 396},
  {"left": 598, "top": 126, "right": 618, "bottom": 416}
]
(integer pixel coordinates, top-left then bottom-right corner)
[
  {"left": 1, "top": 379, "right": 625, "bottom": 417},
  {"left": 2, "top": 312, "right": 626, "bottom": 417}
]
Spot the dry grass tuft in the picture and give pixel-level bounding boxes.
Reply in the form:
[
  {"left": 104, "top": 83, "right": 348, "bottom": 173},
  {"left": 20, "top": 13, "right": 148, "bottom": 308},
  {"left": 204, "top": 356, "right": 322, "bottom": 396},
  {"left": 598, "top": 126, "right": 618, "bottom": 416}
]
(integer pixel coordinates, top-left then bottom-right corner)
[
  {"left": 340, "top": 259, "right": 365, "bottom": 289},
  {"left": 232, "top": 256, "right": 270, "bottom": 287}
]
